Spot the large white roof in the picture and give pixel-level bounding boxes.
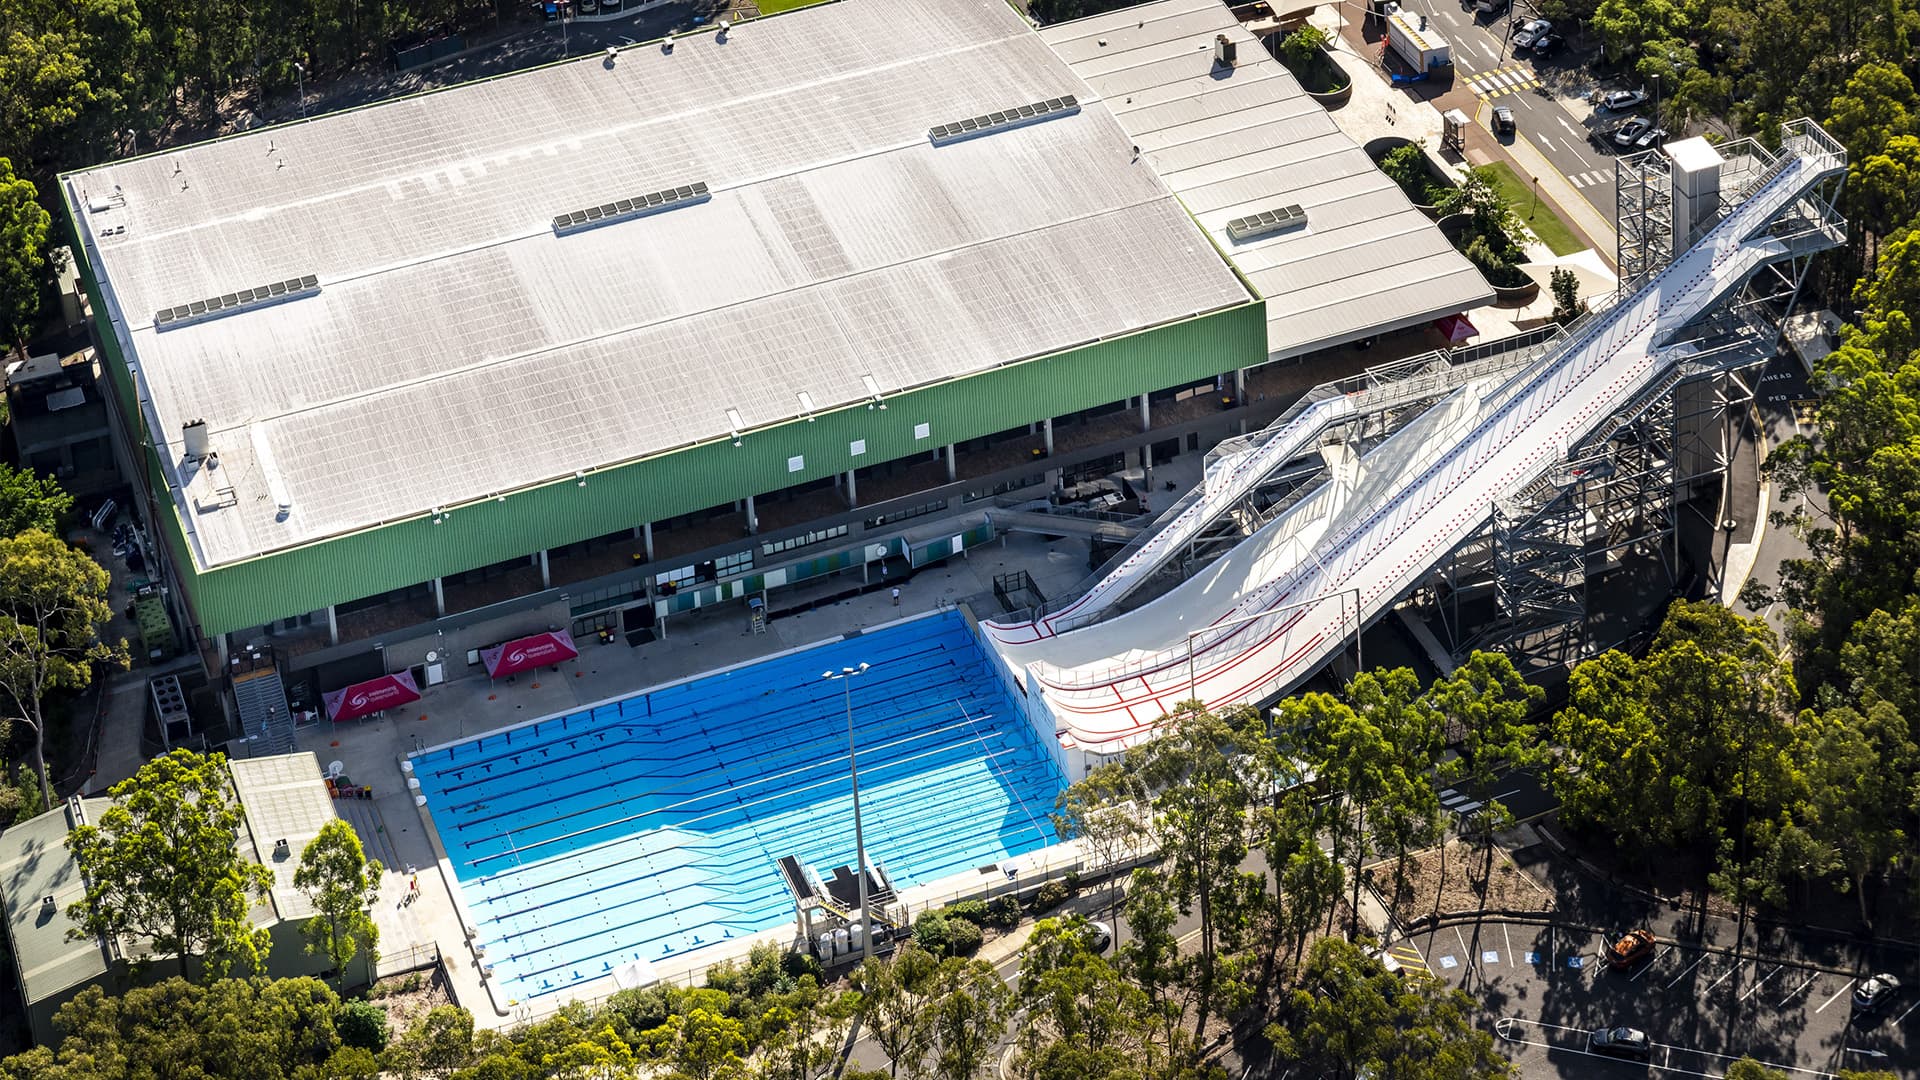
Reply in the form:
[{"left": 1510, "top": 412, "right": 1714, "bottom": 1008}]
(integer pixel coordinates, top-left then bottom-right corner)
[
  {"left": 1040, "top": 0, "right": 1493, "bottom": 360},
  {"left": 68, "top": 0, "right": 1251, "bottom": 568}
]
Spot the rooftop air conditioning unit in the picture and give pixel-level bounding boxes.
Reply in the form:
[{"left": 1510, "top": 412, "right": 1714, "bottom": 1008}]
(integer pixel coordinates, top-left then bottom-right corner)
[{"left": 182, "top": 419, "right": 211, "bottom": 461}]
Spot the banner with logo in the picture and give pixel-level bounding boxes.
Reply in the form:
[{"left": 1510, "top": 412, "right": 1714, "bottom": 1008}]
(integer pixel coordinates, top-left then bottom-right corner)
[
  {"left": 323, "top": 670, "right": 422, "bottom": 723},
  {"left": 482, "top": 630, "right": 579, "bottom": 680}
]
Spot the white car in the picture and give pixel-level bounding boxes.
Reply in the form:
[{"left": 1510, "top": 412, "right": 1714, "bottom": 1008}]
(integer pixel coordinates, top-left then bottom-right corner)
[
  {"left": 1602, "top": 89, "right": 1650, "bottom": 112},
  {"left": 1513, "top": 18, "right": 1552, "bottom": 49}
]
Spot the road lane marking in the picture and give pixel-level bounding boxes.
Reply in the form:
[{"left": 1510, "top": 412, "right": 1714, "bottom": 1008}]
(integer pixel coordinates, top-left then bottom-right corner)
[
  {"left": 1631, "top": 946, "right": 1666, "bottom": 981},
  {"left": 1665, "top": 953, "right": 1707, "bottom": 988},
  {"left": 1814, "top": 980, "right": 1853, "bottom": 1014},
  {"left": 1537, "top": 134, "right": 1555, "bottom": 150},
  {"left": 1558, "top": 116, "right": 1580, "bottom": 136},
  {"left": 1775, "top": 972, "right": 1818, "bottom": 1007}
]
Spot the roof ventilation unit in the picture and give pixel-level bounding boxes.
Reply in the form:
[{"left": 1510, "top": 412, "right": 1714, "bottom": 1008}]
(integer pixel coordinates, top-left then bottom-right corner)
[
  {"left": 154, "top": 274, "right": 320, "bottom": 331},
  {"left": 552, "top": 181, "right": 711, "bottom": 235},
  {"left": 182, "top": 419, "right": 211, "bottom": 462},
  {"left": 1214, "top": 34, "right": 1238, "bottom": 67},
  {"left": 1226, "top": 204, "right": 1309, "bottom": 241},
  {"left": 929, "top": 96, "right": 1080, "bottom": 145}
]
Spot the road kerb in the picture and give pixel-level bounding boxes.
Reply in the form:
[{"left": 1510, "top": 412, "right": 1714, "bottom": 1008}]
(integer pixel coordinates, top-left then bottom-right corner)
[{"left": 1480, "top": 109, "right": 1621, "bottom": 267}]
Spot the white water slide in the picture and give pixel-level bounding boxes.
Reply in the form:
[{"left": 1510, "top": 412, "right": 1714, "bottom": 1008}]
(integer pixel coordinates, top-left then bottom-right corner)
[{"left": 990, "top": 126, "right": 1844, "bottom": 757}]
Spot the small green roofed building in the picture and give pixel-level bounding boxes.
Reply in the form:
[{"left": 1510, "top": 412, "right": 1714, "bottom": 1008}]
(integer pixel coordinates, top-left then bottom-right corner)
[{"left": 0, "top": 753, "right": 359, "bottom": 1045}]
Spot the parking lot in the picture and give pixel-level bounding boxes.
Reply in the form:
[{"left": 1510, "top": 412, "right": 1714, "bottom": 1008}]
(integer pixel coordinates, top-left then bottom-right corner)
[{"left": 1389, "top": 920, "right": 1918, "bottom": 1077}]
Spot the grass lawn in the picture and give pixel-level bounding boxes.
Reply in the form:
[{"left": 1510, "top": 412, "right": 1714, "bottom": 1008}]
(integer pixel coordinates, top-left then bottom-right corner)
[
  {"left": 1479, "top": 160, "right": 1586, "bottom": 256},
  {"left": 755, "top": 0, "right": 832, "bottom": 12}
]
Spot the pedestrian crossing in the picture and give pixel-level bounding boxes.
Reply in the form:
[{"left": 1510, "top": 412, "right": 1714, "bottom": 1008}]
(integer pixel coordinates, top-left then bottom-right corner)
[
  {"left": 1464, "top": 65, "right": 1540, "bottom": 99},
  {"left": 1566, "top": 169, "right": 1614, "bottom": 189}
]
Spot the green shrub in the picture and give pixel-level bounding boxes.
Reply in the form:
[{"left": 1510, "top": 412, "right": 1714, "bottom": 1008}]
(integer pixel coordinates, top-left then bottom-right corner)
[
  {"left": 1032, "top": 880, "right": 1070, "bottom": 912},
  {"left": 335, "top": 1000, "right": 390, "bottom": 1052},
  {"left": 946, "top": 899, "right": 987, "bottom": 924},
  {"left": 984, "top": 895, "right": 1022, "bottom": 929},
  {"left": 947, "top": 918, "right": 984, "bottom": 956},
  {"left": 320, "top": 1046, "right": 379, "bottom": 1079},
  {"left": 913, "top": 911, "right": 952, "bottom": 955},
  {"left": 1063, "top": 869, "right": 1082, "bottom": 891}
]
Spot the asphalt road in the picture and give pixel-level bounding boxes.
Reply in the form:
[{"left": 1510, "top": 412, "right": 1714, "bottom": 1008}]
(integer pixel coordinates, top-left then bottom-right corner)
[
  {"left": 1737, "top": 348, "right": 1820, "bottom": 637},
  {"left": 1390, "top": 919, "right": 1920, "bottom": 1078},
  {"left": 1410, "top": 0, "right": 1637, "bottom": 227}
]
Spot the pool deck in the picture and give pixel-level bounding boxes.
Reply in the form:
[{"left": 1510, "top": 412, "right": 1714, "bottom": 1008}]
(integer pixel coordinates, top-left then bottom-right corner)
[{"left": 280, "top": 508, "right": 1149, "bottom": 1024}]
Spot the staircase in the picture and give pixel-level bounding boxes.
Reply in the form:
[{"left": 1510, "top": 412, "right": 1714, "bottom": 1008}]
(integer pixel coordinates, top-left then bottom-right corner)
[{"left": 232, "top": 662, "right": 295, "bottom": 756}]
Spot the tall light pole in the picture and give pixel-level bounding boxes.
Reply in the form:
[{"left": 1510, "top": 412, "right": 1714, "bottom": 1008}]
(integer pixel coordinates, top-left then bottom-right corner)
[
  {"left": 294, "top": 62, "right": 306, "bottom": 121},
  {"left": 823, "top": 662, "right": 874, "bottom": 961}
]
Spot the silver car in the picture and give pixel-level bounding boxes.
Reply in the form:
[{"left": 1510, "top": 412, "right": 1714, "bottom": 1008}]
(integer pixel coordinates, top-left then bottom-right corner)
[{"left": 1513, "top": 18, "right": 1552, "bottom": 48}]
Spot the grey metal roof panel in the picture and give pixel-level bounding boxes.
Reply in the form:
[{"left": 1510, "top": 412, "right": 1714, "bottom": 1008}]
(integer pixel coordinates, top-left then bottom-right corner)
[
  {"left": 1040, "top": 0, "right": 1492, "bottom": 362},
  {"left": 69, "top": 0, "right": 1250, "bottom": 568},
  {"left": 0, "top": 800, "right": 112, "bottom": 1005}
]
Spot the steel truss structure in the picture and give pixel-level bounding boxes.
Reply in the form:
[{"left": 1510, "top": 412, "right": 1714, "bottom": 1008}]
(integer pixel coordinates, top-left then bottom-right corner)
[{"left": 1429, "top": 127, "right": 1848, "bottom": 673}]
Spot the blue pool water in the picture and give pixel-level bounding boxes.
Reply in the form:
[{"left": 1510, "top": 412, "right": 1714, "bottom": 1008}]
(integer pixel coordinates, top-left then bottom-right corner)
[{"left": 411, "top": 611, "right": 1064, "bottom": 1003}]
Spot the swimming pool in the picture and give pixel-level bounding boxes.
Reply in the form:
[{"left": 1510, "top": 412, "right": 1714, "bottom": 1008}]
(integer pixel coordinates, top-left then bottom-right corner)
[{"left": 411, "top": 611, "right": 1064, "bottom": 1003}]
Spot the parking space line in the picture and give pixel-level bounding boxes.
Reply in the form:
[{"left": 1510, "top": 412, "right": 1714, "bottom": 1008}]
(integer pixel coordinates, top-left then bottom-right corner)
[
  {"left": 1665, "top": 953, "right": 1707, "bottom": 988},
  {"left": 1502, "top": 923, "right": 1512, "bottom": 969},
  {"left": 1895, "top": 997, "right": 1919, "bottom": 1024},
  {"left": 1631, "top": 946, "right": 1667, "bottom": 981},
  {"left": 1454, "top": 926, "right": 1473, "bottom": 974},
  {"left": 1814, "top": 980, "right": 1853, "bottom": 1014},
  {"left": 1775, "top": 971, "right": 1818, "bottom": 1007},
  {"left": 1703, "top": 960, "right": 1744, "bottom": 996},
  {"left": 1740, "top": 964, "right": 1783, "bottom": 1001},
  {"left": 1495, "top": 1017, "right": 1842, "bottom": 1079}
]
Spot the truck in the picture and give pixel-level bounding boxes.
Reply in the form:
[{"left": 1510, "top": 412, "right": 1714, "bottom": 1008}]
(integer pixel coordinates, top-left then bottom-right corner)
[{"left": 1385, "top": 10, "right": 1452, "bottom": 81}]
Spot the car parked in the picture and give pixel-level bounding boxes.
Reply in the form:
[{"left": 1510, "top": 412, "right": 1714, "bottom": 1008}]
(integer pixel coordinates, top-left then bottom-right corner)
[
  {"left": 1527, "top": 33, "right": 1563, "bottom": 57},
  {"left": 1605, "top": 928, "right": 1657, "bottom": 969},
  {"left": 1634, "top": 126, "right": 1669, "bottom": 149},
  {"left": 1512, "top": 18, "right": 1551, "bottom": 49},
  {"left": 1083, "top": 919, "right": 1113, "bottom": 952},
  {"left": 1589, "top": 1027, "right": 1654, "bottom": 1061},
  {"left": 1854, "top": 973, "right": 1901, "bottom": 1012},
  {"left": 1601, "top": 89, "right": 1650, "bottom": 112},
  {"left": 1492, "top": 106, "right": 1516, "bottom": 136},
  {"left": 1612, "top": 117, "right": 1653, "bottom": 148}
]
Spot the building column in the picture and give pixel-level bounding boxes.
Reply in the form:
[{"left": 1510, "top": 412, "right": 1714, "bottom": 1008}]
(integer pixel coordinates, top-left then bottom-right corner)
[
  {"left": 745, "top": 494, "right": 758, "bottom": 534},
  {"left": 845, "top": 469, "right": 858, "bottom": 507},
  {"left": 1234, "top": 367, "right": 1247, "bottom": 402},
  {"left": 326, "top": 605, "right": 339, "bottom": 646},
  {"left": 216, "top": 633, "right": 230, "bottom": 667},
  {"left": 642, "top": 521, "right": 655, "bottom": 561},
  {"left": 1042, "top": 416, "right": 1055, "bottom": 456},
  {"left": 431, "top": 577, "right": 445, "bottom": 617},
  {"left": 538, "top": 549, "right": 551, "bottom": 589},
  {"left": 1138, "top": 394, "right": 1151, "bottom": 432},
  {"left": 944, "top": 444, "right": 957, "bottom": 482}
]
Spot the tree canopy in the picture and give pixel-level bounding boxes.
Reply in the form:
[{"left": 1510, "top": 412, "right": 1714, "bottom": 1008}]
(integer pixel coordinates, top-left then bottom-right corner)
[
  {"left": 294, "top": 819, "right": 383, "bottom": 987},
  {"left": 65, "top": 748, "right": 275, "bottom": 980},
  {"left": 0, "top": 156, "right": 49, "bottom": 348}
]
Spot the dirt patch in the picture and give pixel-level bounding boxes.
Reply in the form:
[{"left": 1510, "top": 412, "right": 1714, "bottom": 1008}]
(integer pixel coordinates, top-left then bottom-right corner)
[
  {"left": 1368, "top": 841, "right": 1554, "bottom": 924},
  {"left": 366, "top": 966, "right": 454, "bottom": 1033}
]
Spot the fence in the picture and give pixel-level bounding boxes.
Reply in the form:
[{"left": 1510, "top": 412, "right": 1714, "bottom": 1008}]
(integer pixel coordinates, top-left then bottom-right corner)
[{"left": 375, "top": 941, "right": 445, "bottom": 981}]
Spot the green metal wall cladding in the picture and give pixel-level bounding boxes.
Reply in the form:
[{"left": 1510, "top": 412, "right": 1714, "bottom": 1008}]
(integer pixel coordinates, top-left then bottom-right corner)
[{"left": 73, "top": 210, "right": 1265, "bottom": 637}]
